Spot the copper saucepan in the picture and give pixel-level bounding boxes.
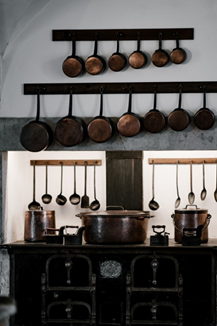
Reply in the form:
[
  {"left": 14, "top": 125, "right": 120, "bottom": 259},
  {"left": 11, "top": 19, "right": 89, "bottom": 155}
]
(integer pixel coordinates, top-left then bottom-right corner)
[
  {"left": 87, "top": 87, "right": 113, "bottom": 143},
  {"left": 167, "top": 85, "right": 190, "bottom": 131},
  {"left": 152, "top": 33, "right": 169, "bottom": 67},
  {"left": 108, "top": 33, "right": 127, "bottom": 72},
  {"left": 128, "top": 33, "right": 147, "bottom": 69},
  {"left": 85, "top": 34, "right": 106, "bottom": 75},
  {"left": 194, "top": 86, "right": 215, "bottom": 130},
  {"left": 117, "top": 86, "right": 142, "bottom": 137},
  {"left": 62, "top": 34, "right": 85, "bottom": 77},
  {"left": 170, "top": 32, "right": 186, "bottom": 65},
  {"left": 143, "top": 86, "right": 166, "bottom": 133}
]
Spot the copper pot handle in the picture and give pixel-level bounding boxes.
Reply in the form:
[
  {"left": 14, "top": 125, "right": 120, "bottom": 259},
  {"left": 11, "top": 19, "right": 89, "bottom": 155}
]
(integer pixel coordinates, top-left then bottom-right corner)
[{"left": 171, "top": 213, "right": 211, "bottom": 234}]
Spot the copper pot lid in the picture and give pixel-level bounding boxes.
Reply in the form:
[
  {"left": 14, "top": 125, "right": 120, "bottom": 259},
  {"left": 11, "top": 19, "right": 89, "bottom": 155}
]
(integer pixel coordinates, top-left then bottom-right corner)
[
  {"left": 77, "top": 210, "right": 151, "bottom": 217},
  {"left": 174, "top": 205, "right": 208, "bottom": 214}
]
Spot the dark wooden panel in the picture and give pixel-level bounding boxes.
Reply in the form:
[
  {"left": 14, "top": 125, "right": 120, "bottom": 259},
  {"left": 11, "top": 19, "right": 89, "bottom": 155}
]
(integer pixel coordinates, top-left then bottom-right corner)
[
  {"left": 52, "top": 28, "right": 194, "bottom": 41},
  {"left": 106, "top": 151, "right": 143, "bottom": 210}
]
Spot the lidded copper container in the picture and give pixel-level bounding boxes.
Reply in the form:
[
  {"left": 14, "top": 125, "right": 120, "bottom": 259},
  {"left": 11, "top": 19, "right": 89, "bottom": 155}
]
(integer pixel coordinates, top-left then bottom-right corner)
[
  {"left": 171, "top": 205, "right": 211, "bottom": 243},
  {"left": 24, "top": 210, "right": 55, "bottom": 242}
]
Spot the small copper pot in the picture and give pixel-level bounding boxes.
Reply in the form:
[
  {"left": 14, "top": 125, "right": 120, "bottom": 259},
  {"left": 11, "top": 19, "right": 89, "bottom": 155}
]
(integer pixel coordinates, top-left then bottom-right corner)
[
  {"left": 171, "top": 205, "right": 211, "bottom": 243},
  {"left": 24, "top": 210, "right": 55, "bottom": 242}
]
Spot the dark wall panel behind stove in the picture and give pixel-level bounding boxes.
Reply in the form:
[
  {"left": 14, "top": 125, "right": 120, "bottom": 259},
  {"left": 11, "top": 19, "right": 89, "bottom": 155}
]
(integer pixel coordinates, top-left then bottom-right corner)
[{"left": 106, "top": 151, "right": 143, "bottom": 210}]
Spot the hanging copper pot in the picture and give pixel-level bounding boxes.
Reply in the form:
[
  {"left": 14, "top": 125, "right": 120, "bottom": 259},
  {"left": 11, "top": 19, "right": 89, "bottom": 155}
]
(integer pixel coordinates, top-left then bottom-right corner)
[
  {"left": 194, "top": 86, "right": 215, "bottom": 130},
  {"left": 85, "top": 33, "right": 106, "bottom": 75},
  {"left": 167, "top": 85, "right": 190, "bottom": 131},
  {"left": 170, "top": 32, "right": 186, "bottom": 65},
  {"left": 108, "top": 33, "right": 127, "bottom": 72},
  {"left": 128, "top": 33, "right": 147, "bottom": 69},
  {"left": 87, "top": 87, "right": 113, "bottom": 143},
  {"left": 117, "top": 86, "right": 142, "bottom": 137},
  {"left": 143, "top": 86, "right": 166, "bottom": 133},
  {"left": 152, "top": 33, "right": 169, "bottom": 67},
  {"left": 62, "top": 34, "right": 85, "bottom": 77}
]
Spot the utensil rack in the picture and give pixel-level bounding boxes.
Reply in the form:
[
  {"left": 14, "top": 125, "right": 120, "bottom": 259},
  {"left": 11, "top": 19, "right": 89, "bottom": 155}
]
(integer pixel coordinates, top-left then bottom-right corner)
[
  {"left": 52, "top": 28, "right": 194, "bottom": 41},
  {"left": 30, "top": 160, "right": 102, "bottom": 166},
  {"left": 24, "top": 81, "right": 217, "bottom": 95},
  {"left": 148, "top": 158, "right": 217, "bottom": 164}
]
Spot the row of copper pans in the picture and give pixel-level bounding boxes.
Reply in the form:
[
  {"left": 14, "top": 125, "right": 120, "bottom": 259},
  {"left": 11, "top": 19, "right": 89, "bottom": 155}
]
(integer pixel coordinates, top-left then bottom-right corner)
[
  {"left": 20, "top": 86, "right": 215, "bottom": 152},
  {"left": 62, "top": 33, "right": 187, "bottom": 77}
]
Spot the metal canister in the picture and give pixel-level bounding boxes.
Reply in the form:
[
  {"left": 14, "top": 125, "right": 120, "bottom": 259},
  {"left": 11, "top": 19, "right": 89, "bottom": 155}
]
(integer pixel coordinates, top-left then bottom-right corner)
[
  {"left": 24, "top": 210, "right": 55, "bottom": 242},
  {"left": 171, "top": 205, "right": 211, "bottom": 243}
]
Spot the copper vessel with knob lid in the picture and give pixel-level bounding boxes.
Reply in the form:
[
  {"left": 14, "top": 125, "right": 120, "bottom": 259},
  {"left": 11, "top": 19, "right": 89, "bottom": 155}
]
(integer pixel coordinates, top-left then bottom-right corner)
[{"left": 171, "top": 205, "right": 211, "bottom": 243}]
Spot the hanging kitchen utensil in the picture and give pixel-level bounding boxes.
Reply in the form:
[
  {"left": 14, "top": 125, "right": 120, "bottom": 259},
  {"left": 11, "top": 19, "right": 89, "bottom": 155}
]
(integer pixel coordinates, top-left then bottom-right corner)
[
  {"left": 194, "top": 86, "right": 215, "bottom": 130},
  {"left": 117, "top": 86, "right": 142, "bottom": 137},
  {"left": 54, "top": 87, "right": 86, "bottom": 147},
  {"left": 188, "top": 161, "right": 195, "bottom": 205},
  {"left": 151, "top": 33, "right": 169, "bottom": 67},
  {"left": 214, "top": 160, "right": 217, "bottom": 202},
  {"left": 200, "top": 160, "right": 207, "bottom": 201},
  {"left": 41, "top": 162, "right": 52, "bottom": 204},
  {"left": 62, "top": 33, "right": 85, "bottom": 77},
  {"left": 20, "top": 88, "right": 53, "bottom": 152},
  {"left": 170, "top": 32, "right": 186, "bottom": 64},
  {"left": 85, "top": 33, "right": 106, "bottom": 75},
  {"left": 28, "top": 161, "right": 41, "bottom": 210},
  {"left": 149, "top": 160, "right": 160, "bottom": 211},
  {"left": 167, "top": 85, "right": 190, "bottom": 131},
  {"left": 69, "top": 162, "right": 80, "bottom": 205},
  {"left": 87, "top": 87, "right": 113, "bottom": 143},
  {"left": 175, "top": 161, "right": 181, "bottom": 208},
  {"left": 81, "top": 162, "right": 89, "bottom": 208},
  {"left": 89, "top": 164, "right": 100, "bottom": 211},
  {"left": 143, "top": 85, "right": 166, "bottom": 133},
  {"left": 56, "top": 162, "right": 67, "bottom": 206},
  {"left": 128, "top": 33, "right": 147, "bottom": 69},
  {"left": 108, "top": 33, "right": 127, "bottom": 72}
]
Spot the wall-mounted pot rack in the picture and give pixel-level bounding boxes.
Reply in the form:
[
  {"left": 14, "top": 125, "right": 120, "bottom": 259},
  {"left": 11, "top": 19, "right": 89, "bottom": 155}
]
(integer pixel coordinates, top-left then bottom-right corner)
[
  {"left": 24, "top": 81, "right": 217, "bottom": 95},
  {"left": 30, "top": 160, "right": 102, "bottom": 166},
  {"left": 52, "top": 28, "right": 194, "bottom": 41},
  {"left": 148, "top": 158, "right": 217, "bottom": 165}
]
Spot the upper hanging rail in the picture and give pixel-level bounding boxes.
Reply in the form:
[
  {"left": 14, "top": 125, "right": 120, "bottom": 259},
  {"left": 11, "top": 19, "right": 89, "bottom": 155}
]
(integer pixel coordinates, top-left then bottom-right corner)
[
  {"left": 52, "top": 28, "right": 194, "bottom": 41},
  {"left": 24, "top": 82, "right": 217, "bottom": 95}
]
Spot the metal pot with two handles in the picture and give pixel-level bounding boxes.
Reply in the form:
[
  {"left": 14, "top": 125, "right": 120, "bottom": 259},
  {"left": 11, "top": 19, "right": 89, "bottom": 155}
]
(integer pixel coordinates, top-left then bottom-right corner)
[
  {"left": 171, "top": 205, "right": 211, "bottom": 243},
  {"left": 76, "top": 207, "right": 153, "bottom": 244}
]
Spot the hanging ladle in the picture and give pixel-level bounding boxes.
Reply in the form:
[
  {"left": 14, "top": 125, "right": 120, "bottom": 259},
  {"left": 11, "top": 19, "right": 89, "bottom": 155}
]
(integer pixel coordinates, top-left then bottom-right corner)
[
  {"left": 149, "top": 160, "right": 159, "bottom": 211},
  {"left": 81, "top": 162, "right": 89, "bottom": 208},
  {"left": 69, "top": 162, "right": 80, "bottom": 205},
  {"left": 200, "top": 160, "right": 207, "bottom": 201},
  {"left": 175, "top": 160, "right": 181, "bottom": 208},
  {"left": 56, "top": 162, "right": 67, "bottom": 206},
  {"left": 28, "top": 161, "right": 41, "bottom": 210},
  {"left": 214, "top": 160, "right": 217, "bottom": 202},
  {"left": 41, "top": 162, "right": 52, "bottom": 204},
  {"left": 90, "top": 163, "right": 100, "bottom": 211},
  {"left": 188, "top": 161, "right": 195, "bottom": 205}
]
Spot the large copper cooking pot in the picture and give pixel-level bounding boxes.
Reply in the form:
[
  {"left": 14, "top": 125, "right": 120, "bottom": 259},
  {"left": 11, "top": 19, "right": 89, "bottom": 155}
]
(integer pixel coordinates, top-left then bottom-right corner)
[
  {"left": 76, "top": 209, "right": 153, "bottom": 244},
  {"left": 171, "top": 205, "right": 211, "bottom": 243},
  {"left": 24, "top": 210, "right": 55, "bottom": 242}
]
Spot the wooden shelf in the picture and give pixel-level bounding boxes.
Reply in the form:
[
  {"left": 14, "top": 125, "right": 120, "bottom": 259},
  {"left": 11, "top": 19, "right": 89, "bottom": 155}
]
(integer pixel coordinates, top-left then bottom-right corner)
[
  {"left": 148, "top": 158, "right": 217, "bottom": 164},
  {"left": 24, "top": 82, "right": 217, "bottom": 95},
  {"left": 52, "top": 28, "right": 194, "bottom": 41},
  {"left": 30, "top": 160, "right": 102, "bottom": 166}
]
